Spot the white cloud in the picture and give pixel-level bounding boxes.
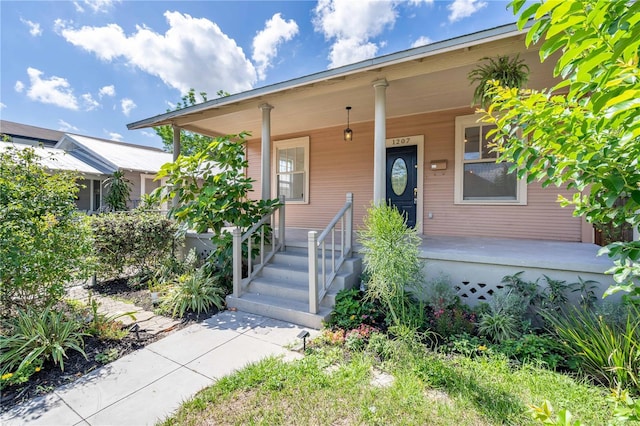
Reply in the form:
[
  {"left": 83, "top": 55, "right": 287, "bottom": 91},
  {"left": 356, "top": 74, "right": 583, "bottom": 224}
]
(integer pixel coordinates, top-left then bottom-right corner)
[
  {"left": 313, "top": 0, "right": 397, "bottom": 68},
  {"left": 448, "top": 0, "right": 487, "bottom": 23},
  {"left": 57, "top": 11, "right": 257, "bottom": 94},
  {"left": 81, "top": 93, "right": 100, "bottom": 111},
  {"left": 74, "top": 0, "right": 119, "bottom": 14},
  {"left": 121, "top": 98, "right": 136, "bottom": 116},
  {"left": 408, "top": 0, "right": 434, "bottom": 4},
  {"left": 15, "top": 81, "right": 25, "bottom": 92},
  {"left": 141, "top": 130, "right": 155, "bottom": 138},
  {"left": 58, "top": 119, "right": 80, "bottom": 132},
  {"left": 166, "top": 100, "right": 176, "bottom": 110},
  {"left": 0, "top": 103, "right": 6, "bottom": 109},
  {"left": 252, "top": 13, "right": 298, "bottom": 81},
  {"left": 412, "top": 36, "right": 432, "bottom": 48},
  {"left": 98, "top": 85, "right": 115, "bottom": 97},
  {"left": 21, "top": 18, "right": 42, "bottom": 36},
  {"left": 24, "top": 67, "right": 79, "bottom": 110},
  {"left": 107, "top": 131, "right": 123, "bottom": 141}
]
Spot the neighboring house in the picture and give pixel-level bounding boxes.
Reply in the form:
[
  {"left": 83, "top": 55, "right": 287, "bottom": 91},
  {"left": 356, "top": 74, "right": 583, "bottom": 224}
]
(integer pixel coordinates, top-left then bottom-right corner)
[
  {"left": 129, "top": 22, "right": 625, "bottom": 327},
  {"left": 1, "top": 121, "right": 172, "bottom": 211},
  {"left": 0, "top": 120, "right": 63, "bottom": 148}
]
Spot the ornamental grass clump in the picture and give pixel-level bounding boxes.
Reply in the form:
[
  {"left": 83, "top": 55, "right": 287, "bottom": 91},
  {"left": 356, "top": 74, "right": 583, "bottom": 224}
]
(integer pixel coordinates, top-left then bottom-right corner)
[{"left": 0, "top": 306, "right": 87, "bottom": 377}]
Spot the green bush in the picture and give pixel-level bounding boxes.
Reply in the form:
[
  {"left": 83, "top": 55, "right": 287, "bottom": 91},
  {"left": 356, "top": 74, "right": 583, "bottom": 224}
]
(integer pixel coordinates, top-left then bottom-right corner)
[
  {"left": 0, "top": 146, "right": 94, "bottom": 313},
  {"left": 90, "top": 210, "right": 179, "bottom": 279},
  {"left": 326, "top": 288, "right": 383, "bottom": 330},
  {"left": 160, "top": 267, "right": 225, "bottom": 318},
  {"left": 497, "top": 334, "right": 568, "bottom": 370},
  {"left": 0, "top": 306, "right": 87, "bottom": 376}
]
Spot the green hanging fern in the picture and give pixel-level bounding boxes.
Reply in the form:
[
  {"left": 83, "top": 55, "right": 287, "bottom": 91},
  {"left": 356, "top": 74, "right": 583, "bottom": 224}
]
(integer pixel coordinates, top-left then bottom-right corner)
[{"left": 468, "top": 54, "right": 530, "bottom": 107}]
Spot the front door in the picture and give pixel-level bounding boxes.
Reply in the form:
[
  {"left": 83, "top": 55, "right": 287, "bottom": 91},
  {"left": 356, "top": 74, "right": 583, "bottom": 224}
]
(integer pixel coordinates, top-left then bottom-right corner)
[{"left": 386, "top": 145, "right": 418, "bottom": 227}]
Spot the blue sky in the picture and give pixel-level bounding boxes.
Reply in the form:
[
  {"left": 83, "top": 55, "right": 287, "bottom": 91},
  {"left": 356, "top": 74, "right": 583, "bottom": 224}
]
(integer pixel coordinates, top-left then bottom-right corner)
[{"left": 1, "top": 0, "right": 520, "bottom": 149}]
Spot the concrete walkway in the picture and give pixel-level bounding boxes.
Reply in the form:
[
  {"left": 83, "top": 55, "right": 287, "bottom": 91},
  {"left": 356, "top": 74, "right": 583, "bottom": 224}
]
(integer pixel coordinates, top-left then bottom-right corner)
[{"left": 1, "top": 311, "right": 317, "bottom": 426}]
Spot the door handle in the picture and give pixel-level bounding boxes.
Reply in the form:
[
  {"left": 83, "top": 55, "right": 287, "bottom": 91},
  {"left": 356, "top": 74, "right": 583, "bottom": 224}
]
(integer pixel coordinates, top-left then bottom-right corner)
[{"left": 413, "top": 188, "right": 418, "bottom": 205}]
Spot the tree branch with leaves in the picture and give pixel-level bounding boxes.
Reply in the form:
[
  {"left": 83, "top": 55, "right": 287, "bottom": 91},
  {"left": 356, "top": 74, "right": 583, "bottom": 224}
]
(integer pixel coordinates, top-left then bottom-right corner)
[{"left": 481, "top": 0, "right": 640, "bottom": 299}]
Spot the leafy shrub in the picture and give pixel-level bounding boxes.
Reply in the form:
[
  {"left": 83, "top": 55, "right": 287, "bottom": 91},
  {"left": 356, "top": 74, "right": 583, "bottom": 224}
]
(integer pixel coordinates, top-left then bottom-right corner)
[
  {"left": 545, "top": 305, "right": 640, "bottom": 390},
  {"left": 345, "top": 324, "right": 378, "bottom": 352},
  {"left": 160, "top": 267, "right": 225, "bottom": 318},
  {"left": 497, "top": 334, "right": 568, "bottom": 370},
  {"left": 326, "top": 288, "right": 383, "bottom": 330},
  {"left": 359, "top": 203, "right": 424, "bottom": 330},
  {"left": 0, "top": 359, "right": 43, "bottom": 389},
  {"left": 429, "top": 302, "right": 477, "bottom": 340},
  {"left": 154, "top": 133, "right": 279, "bottom": 290},
  {"left": 90, "top": 210, "right": 179, "bottom": 279},
  {"left": 424, "top": 274, "right": 459, "bottom": 312},
  {"left": 443, "top": 333, "right": 492, "bottom": 358},
  {"left": 0, "top": 146, "right": 94, "bottom": 312},
  {"left": 0, "top": 306, "right": 87, "bottom": 375}
]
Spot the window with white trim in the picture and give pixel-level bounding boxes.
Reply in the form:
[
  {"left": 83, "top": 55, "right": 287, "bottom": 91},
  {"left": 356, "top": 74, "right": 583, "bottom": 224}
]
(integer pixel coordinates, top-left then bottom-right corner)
[
  {"left": 273, "top": 136, "right": 309, "bottom": 203},
  {"left": 454, "top": 114, "right": 526, "bottom": 204}
]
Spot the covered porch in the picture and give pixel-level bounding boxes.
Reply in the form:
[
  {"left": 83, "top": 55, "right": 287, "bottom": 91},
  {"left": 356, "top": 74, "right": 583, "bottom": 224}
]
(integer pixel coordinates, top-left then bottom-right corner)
[{"left": 281, "top": 228, "right": 617, "bottom": 306}]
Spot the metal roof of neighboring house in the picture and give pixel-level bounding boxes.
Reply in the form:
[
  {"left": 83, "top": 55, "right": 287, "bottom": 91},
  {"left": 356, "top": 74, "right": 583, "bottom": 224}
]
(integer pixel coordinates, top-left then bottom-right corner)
[
  {"left": 59, "top": 134, "right": 173, "bottom": 174},
  {"left": 0, "top": 141, "right": 105, "bottom": 176},
  {"left": 0, "top": 120, "right": 65, "bottom": 146}
]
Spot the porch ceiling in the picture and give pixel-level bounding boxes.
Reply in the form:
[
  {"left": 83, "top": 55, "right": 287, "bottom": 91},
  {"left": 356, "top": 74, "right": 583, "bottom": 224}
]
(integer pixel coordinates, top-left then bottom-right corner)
[{"left": 137, "top": 32, "right": 559, "bottom": 139}]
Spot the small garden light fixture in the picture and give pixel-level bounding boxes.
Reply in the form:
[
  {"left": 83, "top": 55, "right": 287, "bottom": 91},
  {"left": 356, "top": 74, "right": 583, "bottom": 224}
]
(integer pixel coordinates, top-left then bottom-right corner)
[
  {"left": 297, "top": 329, "right": 310, "bottom": 351},
  {"left": 344, "top": 106, "right": 353, "bottom": 141}
]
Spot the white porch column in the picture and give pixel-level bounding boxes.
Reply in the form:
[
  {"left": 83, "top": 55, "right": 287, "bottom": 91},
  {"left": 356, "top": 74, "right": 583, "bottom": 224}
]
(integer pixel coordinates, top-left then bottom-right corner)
[
  {"left": 172, "top": 125, "right": 181, "bottom": 208},
  {"left": 373, "top": 79, "right": 388, "bottom": 204},
  {"left": 260, "top": 103, "right": 274, "bottom": 200},
  {"left": 89, "top": 179, "right": 95, "bottom": 211}
]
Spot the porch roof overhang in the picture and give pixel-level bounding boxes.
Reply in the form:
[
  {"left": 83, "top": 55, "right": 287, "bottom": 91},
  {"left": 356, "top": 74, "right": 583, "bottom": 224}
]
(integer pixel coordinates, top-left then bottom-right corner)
[{"left": 127, "top": 21, "right": 555, "bottom": 138}]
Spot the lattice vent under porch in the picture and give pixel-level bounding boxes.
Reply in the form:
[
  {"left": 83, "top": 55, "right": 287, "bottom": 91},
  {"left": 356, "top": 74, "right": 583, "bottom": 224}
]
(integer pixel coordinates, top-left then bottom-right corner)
[{"left": 454, "top": 281, "right": 504, "bottom": 304}]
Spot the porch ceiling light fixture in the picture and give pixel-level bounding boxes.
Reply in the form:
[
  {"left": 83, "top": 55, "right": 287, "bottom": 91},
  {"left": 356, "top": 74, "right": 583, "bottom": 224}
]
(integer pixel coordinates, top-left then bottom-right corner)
[{"left": 344, "top": 106, "right": 353, "bottom": 142}]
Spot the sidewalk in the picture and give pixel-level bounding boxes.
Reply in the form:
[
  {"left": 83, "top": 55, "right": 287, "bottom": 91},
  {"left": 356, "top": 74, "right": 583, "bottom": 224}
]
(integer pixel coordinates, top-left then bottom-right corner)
[{"left": 1, "top": 311, "right": 318, "bottom": 426}]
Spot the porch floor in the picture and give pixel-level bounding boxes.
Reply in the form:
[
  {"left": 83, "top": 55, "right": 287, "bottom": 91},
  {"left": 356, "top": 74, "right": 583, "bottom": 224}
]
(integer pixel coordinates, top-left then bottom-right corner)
[{"left": 282, "top": 227, "right": 613, "bottom": 275}]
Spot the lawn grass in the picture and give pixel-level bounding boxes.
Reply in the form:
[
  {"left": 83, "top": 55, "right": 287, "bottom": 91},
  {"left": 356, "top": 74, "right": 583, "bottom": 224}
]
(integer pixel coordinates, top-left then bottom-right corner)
[{"left": 160, "top": 339, "right": 614, "bottom": 425}]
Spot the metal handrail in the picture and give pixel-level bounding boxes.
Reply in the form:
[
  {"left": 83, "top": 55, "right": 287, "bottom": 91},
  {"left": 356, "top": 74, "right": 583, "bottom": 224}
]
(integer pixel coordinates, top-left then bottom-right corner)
[
  {"left": 232, "top": 196, "right": 285, "bottom": 298},
  {"left": 308, "top": 193, "right": 353, "bottom": 314}
]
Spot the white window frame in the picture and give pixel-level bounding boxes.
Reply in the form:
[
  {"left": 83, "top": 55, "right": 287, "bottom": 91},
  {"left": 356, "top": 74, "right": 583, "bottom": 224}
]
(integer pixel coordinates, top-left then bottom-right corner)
[
  {"left": 272, "top": 136, "right": 310, "bottom": 204},
  {"left": 454, "top": 114, "right": 527, "bottom": 205}
]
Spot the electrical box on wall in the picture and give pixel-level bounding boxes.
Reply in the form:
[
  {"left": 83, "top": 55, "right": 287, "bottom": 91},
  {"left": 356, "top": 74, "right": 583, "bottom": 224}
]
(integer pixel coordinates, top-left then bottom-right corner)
[{"left": 430, "top": 159, "right": 447, "bottom": 170}]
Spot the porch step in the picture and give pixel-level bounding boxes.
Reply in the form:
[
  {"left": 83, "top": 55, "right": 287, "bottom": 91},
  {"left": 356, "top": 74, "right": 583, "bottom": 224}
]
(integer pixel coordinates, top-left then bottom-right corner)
[
  {"left": 227, "top": 250, "right": 362, "bottom": 329},
  {"left": 225, "top": 293, "right": 332, "bottom": 329}
]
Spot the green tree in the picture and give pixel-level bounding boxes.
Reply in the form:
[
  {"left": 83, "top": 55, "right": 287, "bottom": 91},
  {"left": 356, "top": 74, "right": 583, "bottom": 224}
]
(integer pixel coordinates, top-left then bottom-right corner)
[
  {"left": 0, "top": 146, "right": 94, "bottom": 312},
  {"left": 153, "top": 132, "right": 279, "bottom": 287},
  {"left": 481, "top": 0, "right": 640, "bottom": 298},
  {"left": 103, "top": 170, "right": 132, "bottom": 211},
  {"left": 154, "top": 88, "right": 229, "bottom": 155}
]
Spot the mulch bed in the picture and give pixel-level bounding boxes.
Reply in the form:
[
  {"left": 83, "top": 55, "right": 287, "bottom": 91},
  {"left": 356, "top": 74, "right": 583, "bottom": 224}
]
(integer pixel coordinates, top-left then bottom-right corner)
[{"left": 0, "top": 278, "right": 219, "bottom": 413}]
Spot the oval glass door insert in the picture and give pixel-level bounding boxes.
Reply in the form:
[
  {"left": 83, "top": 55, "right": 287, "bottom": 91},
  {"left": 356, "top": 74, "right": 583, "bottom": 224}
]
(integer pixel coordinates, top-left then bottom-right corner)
[{"left": 391, "top": 158, "right": 408, "bottom": 195}]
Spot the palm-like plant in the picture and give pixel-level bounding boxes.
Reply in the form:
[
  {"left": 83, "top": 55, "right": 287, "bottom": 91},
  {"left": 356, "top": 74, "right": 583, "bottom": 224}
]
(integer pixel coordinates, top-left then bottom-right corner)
[
  {"left": 468, "top": 54, "right": 530, "bottom": 107},
  {"left": 104, "top": 170, "right": 132, "bottom": 211}
]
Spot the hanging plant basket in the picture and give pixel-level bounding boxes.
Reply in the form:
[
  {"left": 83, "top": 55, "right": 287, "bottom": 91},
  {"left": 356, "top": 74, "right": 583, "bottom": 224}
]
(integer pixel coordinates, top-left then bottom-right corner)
[{"left": 468, "top": 54, "right": 530, "bottom": 108}]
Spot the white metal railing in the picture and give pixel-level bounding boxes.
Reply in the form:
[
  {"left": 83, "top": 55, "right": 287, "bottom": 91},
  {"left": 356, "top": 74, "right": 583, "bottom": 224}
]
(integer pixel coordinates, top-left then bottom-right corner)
[
  {"left": 232, "top": 195, "right": 285, "bottom": 297},
  {"left": 308, "top": 193, "right": 353, "bottom": 314}
]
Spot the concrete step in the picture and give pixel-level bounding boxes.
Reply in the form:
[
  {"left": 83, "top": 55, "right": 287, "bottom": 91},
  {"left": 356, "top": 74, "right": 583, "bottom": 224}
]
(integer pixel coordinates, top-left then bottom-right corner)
[
  {"left": 248, "top": 277, "right": 308, "bottom": 302},
  {"left": 226, "top": 293, "right": 331, "bottom": 329},
  {"left": 272, "top": 250, "right": 361, "bottom": 275}
]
